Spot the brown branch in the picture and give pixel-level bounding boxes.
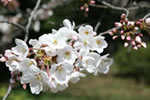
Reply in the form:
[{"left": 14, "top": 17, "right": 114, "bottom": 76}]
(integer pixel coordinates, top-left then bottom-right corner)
[{"left": 24, "top": 0, "right": 41, "bottom": 42}]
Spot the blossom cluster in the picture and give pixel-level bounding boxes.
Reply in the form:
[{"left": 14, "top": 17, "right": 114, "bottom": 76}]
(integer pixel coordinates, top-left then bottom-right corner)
[
  {"left": 0, "top": 19, "right": 113, "bottom": 94},
  {"left": 109, "top": 14, "right": 147, "bottom": 50}
]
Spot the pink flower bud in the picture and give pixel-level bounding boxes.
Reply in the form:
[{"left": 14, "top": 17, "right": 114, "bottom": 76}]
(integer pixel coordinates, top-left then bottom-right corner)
[
  {"left": 126, "top": 36, "right": 131, "bottom": 41},
  {"left": 90, "top": 0, "right": 95, "bottom": 4},
  {"left": 137, "top": 44, "right": 141, "bottom": 48},
  {"left": 121, "top": 13, "right": 126, "bottom": 20},
  {"left": 115, "top": 22, "right": 122, "bottom": 27},
  {"left": 135, "top": 36, "right": 141, "bottom": 43},
  {"left": 124, "top": 42, "right": 129, "bottom": 47},
  {"left": 133, "top": 46, "right": 138, "bottom": 50},
  {"left": 0, "top": 56, "right": 6, "bottom": 62},
  {"left": 112, "top": 36, "right": 118, "bottom": 40},
  {"left": 135, "top": 21, "right": 141, "bottom": 26},
  {"left": 4, "top": 49, "right": 13, "bottom": 58},
  {"left": 23, "top": 84, "right": 27, "bottom": 90},
  {"left": 134, "top": 27, "right": 139, "bottom": 31},
  {"left": 121, "top": 35, "right": 125, "bottom": 40},
  {"left": 109, "top": 31, "right": 113, "bottom": 35},
  {"left": 141, "top": 42, "right": 147, "bottom": 48},
  {"left": 128, "top": 21, "right": 134, "bottom": 26},
  {"left": 120, "top": 20, "right": 123, "bottom": 24},
  {"left": 85, "top": 7, "right": 89, "bottom": 12},
  {"left": 138, "top": 33, "right": 143, "bottom": 37},
  {"left": 131, "top": 40, "right": 136, "bottom": 46},
  {"left": 120, "top": 30, "right": 124, "bottom": 34},
  {"left": 112, "top": 29, "right": 117, "bottom": 33},
  {"left": 145, "top": 18, "right": 150, "bottom": 26},
  {"left": 80, "top": 6, "right": 84, "bottom": 10},
  {"left": 125, "top": 19, "right": 128, "bottom": 24}
]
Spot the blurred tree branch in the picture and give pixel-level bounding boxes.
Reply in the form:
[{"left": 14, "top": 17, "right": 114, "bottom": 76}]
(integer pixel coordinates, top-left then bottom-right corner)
[
  {"left": 0, "top": 20, "right": 25, "bottom": 32},
  {"left": 2, "top": 0, "right": 41, "bottom": 100},
  {"left": 24, "top": 0, "right": 41, "bottom": 42}
]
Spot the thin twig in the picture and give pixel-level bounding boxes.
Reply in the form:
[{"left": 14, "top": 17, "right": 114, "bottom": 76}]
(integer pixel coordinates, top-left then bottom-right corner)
[
  {"left": 101, "top": 1, "right": 129, "bottom": 18},
  {"left": 99, "top": 27, "right": 119, "bottom": 35},
  {"left": 0, "top": 21, "right": 25, "bottom": 32},
  {"left": 94, "top": 21, "right": 101, "bottom": 32},
  {"left": 24, "top": 0, "right": 41, "bottom": 42},
  {"left": 128, "top": 5, "right": 150, "bottom": 11},
  {"left": 89, "top": 4, "right": 107, "bottom": 9},
  {"left": 2, "top": 84, "right": 12, "bottom": 100}
]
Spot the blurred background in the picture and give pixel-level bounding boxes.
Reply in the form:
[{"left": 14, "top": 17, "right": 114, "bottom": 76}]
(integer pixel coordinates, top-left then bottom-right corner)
[{"left": 0, "top": 0, "right": 150, "bottom": 100}]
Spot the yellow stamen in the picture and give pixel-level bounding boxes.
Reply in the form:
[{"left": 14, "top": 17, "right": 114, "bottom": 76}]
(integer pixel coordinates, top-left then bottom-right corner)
[{"left": 96, "top": 40, "right": 101, "bottom": 45}]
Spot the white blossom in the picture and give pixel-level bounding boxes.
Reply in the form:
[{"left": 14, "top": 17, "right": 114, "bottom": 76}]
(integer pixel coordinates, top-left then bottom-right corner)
[
  {"left": 21, "top": 70, "right": 50, "bottom": 94},
  {"left": 69, "top": 71, "right": 85, "bottom": 84},
  {"left": 50, "top": 62, "right": 73, "bottom": 85},
  {"left": 56, "top": 46, "right": 77, "bottom": 65},
  {"left": 94, "top": 54, "right": 113, "bottom": 76},
  {"left": 12, "top": 39, "right": 29, "bottom": 58},
  {"left": 91, "top": 35, "right": 108, "bottom": 53},
  {"left": 78, "top": 25, "right": 96, "bottom": 38},
  {"left": 5, "top": 55, "right": 20, "bottom": 72},
  {"left": 39, "top": 33, "right": 67, "bottom": 49},
  {"left": 19, "top": 58, "right": 38, "bottom": 73}
]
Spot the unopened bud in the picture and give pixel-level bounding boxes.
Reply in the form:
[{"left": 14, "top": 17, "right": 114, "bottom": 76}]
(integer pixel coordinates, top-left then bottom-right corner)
[
  {"left": 137, "top": 33, "right": 143, "bottom": 37},
  {"left": 124, "top": 42, "right": 128, "bottom": 47},
  {"left": 128, "top": 21, "right": 134, "bottom": 26},
  {"left": 112, "top": 29, "right": 117, "bottom": 33},
  {"left": 23, "top": 84, "right": 27, "bottom": 90},
  {"left": 85, "top": 7, "right": 89, "bottom": 12},
  {"left": 134, "top": 27, "right": 139, "bottom": 31},
  {"left": 141, "top": 42, "right": 147, "bottom": 48},
  {"left": 125, "top": 19, "right": 128, "bottom": 24},
  {"left": 112, "top": 35, "right": 118, "bottom": 40},
  {"left": 80, "top": 6, "right": 84, "bottom": 10},
  {"left": 90, "top": 0, "right": 95, "bottom": 4},
  {"left": 126, "top": 36, "right": 131, "bottom": 41},
  {"left": 120, "top": 30, "right": 124, "bottom": 34},
  {"left": 121, "top": 13, "right": 126, "bottom": 20},
  {"left": 115, "top": 22, "right": 122, "bottom": 27},
  {"left": 0, "top": 56, "right": 6, "bottom": 62},
  {"left": 137, "top": 44, "right": 141, "bottom": 48},
  {"left": 135, "top": 36, "right": 141, "bottom": 43},
  {"left": 145, "top": 18, "right": 150, "bottom": 26},
  {"left": 133, "top": 46, "right": 138, "bottom": 50},
  {"left": 121, "top": 35, "right": 125, "bottom": 40},
  {"left": 135, "top": 21, "right": 141, "bottom": 26},
  {"left": 131, "top": 40, "right": 136, "bottom": 46},
  {"left": 109, "top": 31, "right": 113, "bottom": 35}
]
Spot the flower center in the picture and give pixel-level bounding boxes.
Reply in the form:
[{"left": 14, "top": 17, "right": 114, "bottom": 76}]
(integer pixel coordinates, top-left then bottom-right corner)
[
  {"left": 83, "top": 40, "right": 88, "bottom": 46},
  {"left": 56, "top": 65, "right": 63, "bottom": 72},
  {"left": 96, "top": 40, "right": 101, "bottom": 45},
  {"left": 53, "top": 39, "right": 57, "bottom": 45},
  {"left": 35, "top": 73, "right": 41, "bottom": 81},
  {"left": 85, "top": 31, "right": 89, "bottom": 35},
  {"left": 65, "top": 51, "right": 70, "bottom": 57}
]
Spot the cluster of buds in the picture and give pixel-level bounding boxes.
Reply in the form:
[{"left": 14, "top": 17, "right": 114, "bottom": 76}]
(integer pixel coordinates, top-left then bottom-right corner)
[
  {"left": 0, "top": 19, "right": 113, "bottom": 94},
  {"left": 80, "top": 0, "right": 95, "bottom": 16},
  {"left": 109, "top": 14, "right": 147, "bottom": 50}
]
